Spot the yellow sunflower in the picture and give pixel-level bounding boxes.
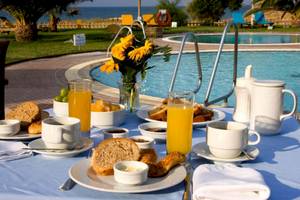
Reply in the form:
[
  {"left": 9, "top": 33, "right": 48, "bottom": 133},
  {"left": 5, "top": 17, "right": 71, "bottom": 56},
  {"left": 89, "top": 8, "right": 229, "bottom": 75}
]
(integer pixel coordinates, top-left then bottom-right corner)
[
  {"left": 100, "top": 59, "right": 119, "bottom": 74},
  {"left": 111, "top": 43, "right": 126, "bottom": 61},
  {"left": 143, "top": 40, "right": 153, "bottom": 54},
  {"left": 128, "top": 40, "right": 153, "bottom": 62},
  {"left": 120, "top": 34, "right": 134, "bottom": 48}
]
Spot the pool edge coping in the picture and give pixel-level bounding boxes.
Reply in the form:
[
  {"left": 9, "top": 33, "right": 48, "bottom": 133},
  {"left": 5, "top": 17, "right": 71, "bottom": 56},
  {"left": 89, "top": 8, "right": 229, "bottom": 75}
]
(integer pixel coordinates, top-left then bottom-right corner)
[
  {"left": 163, "top": 32, "right": 300, "bottom": 46},
  {"left": 65, "top": 49, "right": 300, "bottom": 106}
]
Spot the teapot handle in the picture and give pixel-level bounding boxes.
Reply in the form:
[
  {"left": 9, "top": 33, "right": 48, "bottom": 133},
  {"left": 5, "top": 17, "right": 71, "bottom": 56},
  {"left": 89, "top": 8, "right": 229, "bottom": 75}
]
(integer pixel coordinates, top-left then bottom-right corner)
[{"left": 280, "top": 89, "right": 297, "bottom": 121}]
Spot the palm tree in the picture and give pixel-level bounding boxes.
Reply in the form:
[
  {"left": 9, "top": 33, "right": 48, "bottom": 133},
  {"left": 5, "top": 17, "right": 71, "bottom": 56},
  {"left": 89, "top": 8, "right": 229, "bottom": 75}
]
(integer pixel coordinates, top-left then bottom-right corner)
[
  {"left": 0, "top": 0, "right": 90, "bottom": 42},
  {"left": 48, "top": 7, "right": 79, "bottom": 32},
  {"left": 246, "top": 0, "right": 300, "bottom": 18}
]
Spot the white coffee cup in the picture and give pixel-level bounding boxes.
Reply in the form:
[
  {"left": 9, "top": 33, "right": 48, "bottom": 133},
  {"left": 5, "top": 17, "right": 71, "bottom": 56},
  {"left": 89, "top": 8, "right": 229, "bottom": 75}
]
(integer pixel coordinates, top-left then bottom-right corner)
[
  {"left": 206, "top": 121, "right": 260, "bottom": 159},
  {"left": 42, "top": 117, "right": 80, "bottom": 149}
]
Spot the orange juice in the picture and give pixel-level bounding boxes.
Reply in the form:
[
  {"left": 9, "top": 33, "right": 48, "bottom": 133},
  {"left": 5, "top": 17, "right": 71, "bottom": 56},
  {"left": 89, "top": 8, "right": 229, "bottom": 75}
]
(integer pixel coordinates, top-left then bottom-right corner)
[
  {"left": 167, "top": 104, "right": 193, "bottom": 155},
  {"left": 68, "top": 90, "right": 91, "bottom": 132}
]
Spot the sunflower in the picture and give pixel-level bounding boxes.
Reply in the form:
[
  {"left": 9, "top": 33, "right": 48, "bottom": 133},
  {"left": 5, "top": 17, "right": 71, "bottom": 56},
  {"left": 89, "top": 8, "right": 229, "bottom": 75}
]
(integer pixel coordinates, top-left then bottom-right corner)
[
  {"left": 111, "top": 43, "right": 126, "bottom": 61},
  {"left": 100, "top": 59, "right": 119, "bottom": 74},
  {"left": 143, "top": 40, "right": 153, "bottom": 54},
  {"left": 120, "top": 34, "right": 134, "bottom": 48},
  {"left": 128, "top": 40, "right": 153, "bottom": 62}
]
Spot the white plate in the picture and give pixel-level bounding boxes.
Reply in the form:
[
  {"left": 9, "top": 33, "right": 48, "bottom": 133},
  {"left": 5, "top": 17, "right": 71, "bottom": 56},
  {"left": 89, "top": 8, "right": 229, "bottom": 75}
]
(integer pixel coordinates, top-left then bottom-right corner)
[
  {"left": 192, "top": 142, "right": 260, "bottom": 164},
  {"left": 69, "top": 158, "right": 186, "bottom": 193},
  {"left": 0, "top": 131, "right": 41, "bottom": 141},
  {"left": 136, "top": 107, "right": 226, "bottom": 128},
  {"left": 28, "top": 137, "right": 93, "bottom": 158}
]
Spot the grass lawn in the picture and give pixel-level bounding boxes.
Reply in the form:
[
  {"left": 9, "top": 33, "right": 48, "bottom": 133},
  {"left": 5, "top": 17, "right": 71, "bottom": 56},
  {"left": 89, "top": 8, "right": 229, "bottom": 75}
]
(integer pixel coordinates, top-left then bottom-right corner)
[
  {"left": 1, "top": 25, "right": 299, "bottom": 64},
  {"left": 1, "top": 29, "right": 113, "bottom": 64}
]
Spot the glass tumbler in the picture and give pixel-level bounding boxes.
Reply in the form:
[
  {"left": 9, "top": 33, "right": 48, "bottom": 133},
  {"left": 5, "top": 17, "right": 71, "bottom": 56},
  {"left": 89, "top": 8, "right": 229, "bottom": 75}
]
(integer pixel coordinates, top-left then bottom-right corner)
[
  {"left": 68, "top": 79, "right": 92, "bottom": 133},
  {"left": 167, "top": 91, "right": 195, "bottom": 155}
]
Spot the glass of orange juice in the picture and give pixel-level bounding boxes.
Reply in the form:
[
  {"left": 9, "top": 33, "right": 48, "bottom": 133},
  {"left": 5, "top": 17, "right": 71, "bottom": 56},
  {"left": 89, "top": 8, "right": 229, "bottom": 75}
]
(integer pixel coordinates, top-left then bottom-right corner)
[
  {"left": 68, "top": 79, "right": 92, "bottom": 134},
  {"left": 167, "top": 91, "right": 194, "bottom": 155}
]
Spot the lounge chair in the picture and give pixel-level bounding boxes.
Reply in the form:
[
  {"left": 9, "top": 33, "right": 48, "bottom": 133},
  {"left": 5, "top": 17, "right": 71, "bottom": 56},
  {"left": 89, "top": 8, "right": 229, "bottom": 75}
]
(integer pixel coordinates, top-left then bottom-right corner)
[
  {"left": 254, "top": 11, "right": 273, "bottom": 27},
  {"left": 142, "top": 14, "right": 157, "bottom": 26},
  {"left": 121, "top": 14, "right": 134, "bottom": 26},
  {"left": 232, "top": 11, "right": 250, "bottom": 27},
  {"left": 143, "top": 14, "right": 156, "bottom": 26}
]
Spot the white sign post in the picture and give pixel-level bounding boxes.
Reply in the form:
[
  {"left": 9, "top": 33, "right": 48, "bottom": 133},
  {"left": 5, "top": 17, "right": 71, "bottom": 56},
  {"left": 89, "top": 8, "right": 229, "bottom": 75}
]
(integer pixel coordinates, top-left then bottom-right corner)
[{"left": 73, "top": 34, "right": 86, "bottom": 50}]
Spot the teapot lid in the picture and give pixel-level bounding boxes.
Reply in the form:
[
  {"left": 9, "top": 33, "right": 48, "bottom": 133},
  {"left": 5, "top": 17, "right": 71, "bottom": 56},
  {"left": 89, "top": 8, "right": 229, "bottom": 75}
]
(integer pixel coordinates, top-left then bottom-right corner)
[{"left": 253, "top": 80, "right": 285, "bottom": 87}]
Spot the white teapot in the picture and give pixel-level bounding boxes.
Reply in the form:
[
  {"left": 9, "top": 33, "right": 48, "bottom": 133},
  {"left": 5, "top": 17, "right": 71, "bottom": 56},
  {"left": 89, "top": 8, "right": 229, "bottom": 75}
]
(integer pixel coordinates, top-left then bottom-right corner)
[
  {"left": 233, "top": 66, "right": 297, "bottom": 135},
  {"left": 249, "top": 80, "right": 297, "bottom": 135}
]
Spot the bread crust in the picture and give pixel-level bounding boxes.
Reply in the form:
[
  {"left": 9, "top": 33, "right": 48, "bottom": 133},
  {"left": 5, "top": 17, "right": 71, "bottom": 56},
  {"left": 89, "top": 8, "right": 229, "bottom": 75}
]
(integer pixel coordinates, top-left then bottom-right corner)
[
  {"left": 147, "top": 152, "right": 185, "bottom": 177},
  {"left": 139, "top": 148, "right": 157, "bottom": 164},
  {"left": 91, "top": 138, "right": 140, "bottom": 176},
  {"left": 28, "top": 120, "right": 42, "bottom": 134},
  {"left": 6, "top": 101, "right": 40, "bottom": 127}
]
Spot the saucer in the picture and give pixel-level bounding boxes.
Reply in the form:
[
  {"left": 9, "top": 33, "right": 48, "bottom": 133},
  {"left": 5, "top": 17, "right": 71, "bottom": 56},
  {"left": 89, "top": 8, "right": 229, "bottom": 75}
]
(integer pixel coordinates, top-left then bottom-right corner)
[
  {"left": 0, "top": 131, "right": 41, "bottom": 141},
  {"left": 192, "top": 142, "right": 260, "bottom": 164},
  {"left": 28, "top": 137, "right": 93, "bottom": 158}
]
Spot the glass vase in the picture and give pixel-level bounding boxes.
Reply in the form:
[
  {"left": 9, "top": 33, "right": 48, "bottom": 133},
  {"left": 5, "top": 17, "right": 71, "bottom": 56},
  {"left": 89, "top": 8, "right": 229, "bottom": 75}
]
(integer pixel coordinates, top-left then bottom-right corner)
[{"left": 118, "top": 80, "right": 140, "bottom": 112}]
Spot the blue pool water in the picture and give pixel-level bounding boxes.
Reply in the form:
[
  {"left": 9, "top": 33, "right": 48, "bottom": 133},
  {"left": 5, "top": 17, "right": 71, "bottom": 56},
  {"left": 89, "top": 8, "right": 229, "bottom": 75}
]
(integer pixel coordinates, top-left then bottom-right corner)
[
  {"left": 90, "top": 51, "right": 300, "bottom": 111},
  {"left": 169, "top": 34, "right": 300, "bottom": 44}
]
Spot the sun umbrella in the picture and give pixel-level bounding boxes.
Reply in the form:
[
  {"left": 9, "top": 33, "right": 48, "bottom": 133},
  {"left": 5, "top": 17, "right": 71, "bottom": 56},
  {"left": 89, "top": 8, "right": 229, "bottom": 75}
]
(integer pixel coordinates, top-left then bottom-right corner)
[{"left": 137, "top": 0, "right": 142, "bottom": 20}]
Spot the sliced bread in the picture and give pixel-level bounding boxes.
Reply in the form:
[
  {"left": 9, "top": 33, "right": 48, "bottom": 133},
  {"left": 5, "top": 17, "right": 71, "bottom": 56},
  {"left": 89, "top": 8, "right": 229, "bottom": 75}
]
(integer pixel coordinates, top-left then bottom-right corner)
[{"left": 91, "top": 138, "right": 140, "bottom": 176}]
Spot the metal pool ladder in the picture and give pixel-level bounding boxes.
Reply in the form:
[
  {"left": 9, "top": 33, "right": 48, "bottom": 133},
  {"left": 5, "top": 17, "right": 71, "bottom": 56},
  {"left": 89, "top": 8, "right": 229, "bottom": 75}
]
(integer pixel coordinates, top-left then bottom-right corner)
[
  {"left": 204, "top": 22, "right": 239, "bottom": 107},
  {"left": 168, "top": 32, "right": 202, "bottom": 94},
  {"left": 106, "top": 19, "right": 146, "bottom": 57}
]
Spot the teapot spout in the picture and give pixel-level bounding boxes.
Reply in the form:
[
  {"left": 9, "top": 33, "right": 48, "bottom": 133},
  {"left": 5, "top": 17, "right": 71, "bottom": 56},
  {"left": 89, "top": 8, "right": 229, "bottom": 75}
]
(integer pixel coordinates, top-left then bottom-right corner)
[{"left": 245, "top": 65, "right": 253, "bottom": 79}]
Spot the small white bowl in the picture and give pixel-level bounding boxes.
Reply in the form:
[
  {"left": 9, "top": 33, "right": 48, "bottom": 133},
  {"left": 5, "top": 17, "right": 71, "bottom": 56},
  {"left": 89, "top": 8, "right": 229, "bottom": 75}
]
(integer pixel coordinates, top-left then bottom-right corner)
[
  {"left": 114, "top": 161, "right": 149, "bottom": 185},
  {"left": 138, "top": 122, "right": 167, "bottom": 141},
  {"left": 0, "top": 120, "right": 20, "bottom": 136},
  {"left": 130, "top": 135, "right": 154, "bottom": 149},
  {"left": 53, "top": 100, "right": 68, "bottom": 117},
  {"left": 91, "top": 104, "right": 125, "bottom": 128},
  {"left": 102, "top": 127, "right": 129, "bottom": 139}
]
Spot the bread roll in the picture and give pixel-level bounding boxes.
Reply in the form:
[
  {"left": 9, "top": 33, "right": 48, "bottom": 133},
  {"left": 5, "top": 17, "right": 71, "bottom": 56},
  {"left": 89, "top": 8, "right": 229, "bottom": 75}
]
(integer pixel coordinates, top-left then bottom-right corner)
[
  {"left": 148, "top": 152, "right": 185, "bottom": 177},
  {"left": 28, "top": 120, "right": 41, "bottom": 134},
  {"left": 6, "top": 101, "right": 40, "bottom": 127},
  {"left": 91, "top": 138, "right": 140, "bottom": 176},
  {"left": 148, "top": 105, "right": 167, "bottom": 121},
  {"left": 139, "top": 148, "right": 157, "bottom": 164}
]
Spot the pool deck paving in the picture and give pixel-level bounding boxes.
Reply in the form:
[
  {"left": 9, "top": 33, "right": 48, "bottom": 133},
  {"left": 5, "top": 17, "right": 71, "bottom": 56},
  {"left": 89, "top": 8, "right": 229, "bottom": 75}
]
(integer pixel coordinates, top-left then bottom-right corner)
[{"left": 4, "top": 36, "right": 300, "bottom": 113}]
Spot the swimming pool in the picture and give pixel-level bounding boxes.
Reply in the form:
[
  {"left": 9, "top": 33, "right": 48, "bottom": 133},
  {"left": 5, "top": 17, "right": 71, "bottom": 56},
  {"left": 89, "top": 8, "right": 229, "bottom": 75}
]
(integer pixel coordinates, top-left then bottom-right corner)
[
  {"left": 165, "top": 33, "right": 300, "bottom": 44},
  {"left": 90, "top": 51, "right": 300, "bottom": 111}
]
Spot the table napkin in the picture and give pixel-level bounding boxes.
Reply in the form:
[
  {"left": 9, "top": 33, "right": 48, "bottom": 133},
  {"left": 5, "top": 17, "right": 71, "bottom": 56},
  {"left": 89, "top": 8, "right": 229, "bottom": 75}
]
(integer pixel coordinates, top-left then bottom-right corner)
[
  {"left": 0, "top": 141, "right": 32, "bottom": 161},
  {"left": 192, "top": 164, "right": 271, "bottom": 200}
]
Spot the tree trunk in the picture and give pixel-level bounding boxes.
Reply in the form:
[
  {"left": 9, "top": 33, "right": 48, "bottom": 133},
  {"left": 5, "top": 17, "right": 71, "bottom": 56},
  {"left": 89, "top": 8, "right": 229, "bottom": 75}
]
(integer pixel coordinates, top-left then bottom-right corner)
[
  {"left": 49, "top": 14, "right": 59, "bottom": 32},
  {"left": 15, "top": 21, "right": 38, "bottom": 42}
]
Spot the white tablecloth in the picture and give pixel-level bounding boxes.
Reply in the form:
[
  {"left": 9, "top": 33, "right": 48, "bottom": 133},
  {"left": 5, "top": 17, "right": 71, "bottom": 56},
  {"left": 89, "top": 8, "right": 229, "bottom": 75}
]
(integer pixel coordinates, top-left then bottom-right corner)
[{"left": 0, "top": 108, "right": 299, "bottom": 200}]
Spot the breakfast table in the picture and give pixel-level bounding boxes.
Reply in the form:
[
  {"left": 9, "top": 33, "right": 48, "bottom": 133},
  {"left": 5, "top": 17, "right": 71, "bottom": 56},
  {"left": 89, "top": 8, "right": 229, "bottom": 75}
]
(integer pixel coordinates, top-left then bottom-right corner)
[{"left": 1, "top": 108, "right": 300, "bottom": 200}]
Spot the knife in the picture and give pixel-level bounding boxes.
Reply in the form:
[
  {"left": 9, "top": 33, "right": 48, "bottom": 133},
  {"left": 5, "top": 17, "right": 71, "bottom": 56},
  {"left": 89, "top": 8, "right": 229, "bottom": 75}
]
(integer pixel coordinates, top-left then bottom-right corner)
[{"left": 182, "top": 162, "right": 193, "bottom": 200}]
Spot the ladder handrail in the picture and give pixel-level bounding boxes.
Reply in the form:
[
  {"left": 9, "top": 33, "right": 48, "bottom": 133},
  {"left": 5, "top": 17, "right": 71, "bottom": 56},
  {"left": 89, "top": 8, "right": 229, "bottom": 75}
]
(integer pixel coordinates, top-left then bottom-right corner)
[
  {"left": 106, "top": 19, "right": 147, "bottom": 57},
  {"left": 106, "top": 26, "right": 132, "bottom": 57},
  {"left": 168, "top": 32, "right": 202, "bottom": 94},
  {"left": 131, "top": 19, "right": 147, "bottom": 40},
  {"left": 204, "top": 22, "right": 238, "bottom": 106}
]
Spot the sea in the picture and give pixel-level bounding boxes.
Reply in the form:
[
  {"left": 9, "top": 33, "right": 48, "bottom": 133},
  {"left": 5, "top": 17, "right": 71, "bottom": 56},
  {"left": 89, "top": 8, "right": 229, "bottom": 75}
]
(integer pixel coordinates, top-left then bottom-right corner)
[
  {"left": 0, "top": 6, "right": 250, "bottom": 23},
  {"left": 0, "top": 7, "right": 157, "bottom": 23}
]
